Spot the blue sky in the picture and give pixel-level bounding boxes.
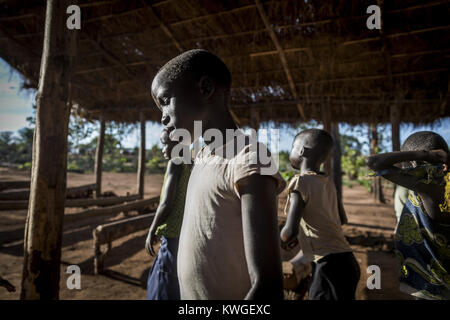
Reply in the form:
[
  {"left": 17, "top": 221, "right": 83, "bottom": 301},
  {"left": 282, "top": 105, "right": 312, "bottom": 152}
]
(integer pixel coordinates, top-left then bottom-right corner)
[{"left": 1, "top": 58, "right": 449, "bottom": 152}]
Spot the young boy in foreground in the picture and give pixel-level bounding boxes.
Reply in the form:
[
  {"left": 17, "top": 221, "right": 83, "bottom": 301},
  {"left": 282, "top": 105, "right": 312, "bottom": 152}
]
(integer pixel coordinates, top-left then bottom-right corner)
[
  {"left": 280, "top": 129, "right": 360, "bottom": 300},
  {"left": 151, "top": 49, "right": 286, "bottom": 299},
  {"left": 367, "top": 131, "right": 450, "bottom": 299},
  {"left": 145, "top": 127, "right": 191, "bottom": 300}
]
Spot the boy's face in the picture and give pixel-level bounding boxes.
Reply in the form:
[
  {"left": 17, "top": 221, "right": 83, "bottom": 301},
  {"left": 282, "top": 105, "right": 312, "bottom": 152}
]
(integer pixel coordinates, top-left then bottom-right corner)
[
  {"left": 289, "top": 139, "right": 304, "bottom": 170},
  {"left": 151, "top": 73, "right": 206, "bottom": 139}
]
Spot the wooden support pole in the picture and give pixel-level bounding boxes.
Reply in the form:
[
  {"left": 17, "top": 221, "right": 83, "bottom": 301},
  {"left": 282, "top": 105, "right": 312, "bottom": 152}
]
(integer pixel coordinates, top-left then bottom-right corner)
[
  {"left": 331, "top": 123, "right": 343, "bottom": 203},
  {"left": 94, "top": 117, "right": 105, "bottom": 198},
  {"left": 137, "top": 112, "right": 146, "bottom": 198},
  {"left": 369, "top": 124, "right": 385, "bottom": 203},
  {"left": 390, "top": 105, "right": 401, "bottom": 194},
  {"left": 390, "top": 105, "right": 401, "bottom": 152},
  {"left": 21, "top": 0, "right": 78, "bottom": 300},
  {"left": 229, "top": 109, "right": 241, "bottom": 127},
  {"left": 250, "top": 108, "right": 259, "bottom": 134}
]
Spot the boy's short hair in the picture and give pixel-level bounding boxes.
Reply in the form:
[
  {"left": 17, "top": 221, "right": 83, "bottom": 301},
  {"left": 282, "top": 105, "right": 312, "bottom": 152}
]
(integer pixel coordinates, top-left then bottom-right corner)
[
  {"left": 401, "top": 131, "right": 449, "bottom": 153},
  {"left": 157, "top": 49, "right": 231, "bottom": 89},
  {"left": 294, "top": 129, "right": 333, "bottom": 154}
]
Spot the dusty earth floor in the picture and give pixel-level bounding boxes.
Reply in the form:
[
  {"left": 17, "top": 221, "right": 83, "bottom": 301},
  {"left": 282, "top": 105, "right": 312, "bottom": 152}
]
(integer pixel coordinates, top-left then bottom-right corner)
[{"left": 0, "top": 168, "right": 412, "bottom": 300}]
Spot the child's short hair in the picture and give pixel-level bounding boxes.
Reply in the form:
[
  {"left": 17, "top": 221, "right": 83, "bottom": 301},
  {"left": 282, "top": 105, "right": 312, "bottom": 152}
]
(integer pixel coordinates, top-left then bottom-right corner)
[
  {"left": 294, "top": 129, "right": 333, "bottom": 154},
  {"left": 157, "top": 49, "right": 231, "bottom": 90},
  {"left": 401, "top": 131, "right": 449, "bottom": 153}
]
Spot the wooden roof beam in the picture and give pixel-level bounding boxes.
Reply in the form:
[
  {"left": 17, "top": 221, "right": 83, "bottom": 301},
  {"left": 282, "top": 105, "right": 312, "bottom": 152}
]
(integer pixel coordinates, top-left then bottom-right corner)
[
  {"left": 164, "top": 0, "right": 447, "bottom": 28},
  {"left": 342, "top": 24, "right": 450, "bottom": 46},
  {"left": 235, "top": 67, "right": 449, "bottom": 91},
  {"left": 254, "top": 0, "right": 305, "bottom": 120},
  {"left": 74, "top": 46, "right": 448, "bottom": 76},
  {"left": 378, "top": 0, "right": 394, "bottom": 99},
  {"left": 234, "top": 48, "right": 450, "bottom": 77},
  {"left": 0, "top": 13, "right": 36, "bottom": 22},
  {"left": 75, "top": 58, "right": 161, "bottom": 75},
  {"left": 78, "top": 1, "right": 114, "bottom": 8},
  {"left": 140, "top": 0, "right": 183, "bottom": 53},
  {"left": 87, "top": 38, "right": 134, "bottom": 78},
  {"left": 230, "top": 98, "right": 443, "bottom": 109}
]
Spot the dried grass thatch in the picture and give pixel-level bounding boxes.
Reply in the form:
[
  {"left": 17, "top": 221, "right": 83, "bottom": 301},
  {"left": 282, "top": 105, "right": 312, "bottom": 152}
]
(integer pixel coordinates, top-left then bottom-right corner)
[{"left": 0, "top": 0, "right": 449, "bottom": 126}]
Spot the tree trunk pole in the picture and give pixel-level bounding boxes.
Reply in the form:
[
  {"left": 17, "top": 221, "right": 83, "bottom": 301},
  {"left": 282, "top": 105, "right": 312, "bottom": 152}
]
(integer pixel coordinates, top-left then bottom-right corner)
[
  {"left": 390, "top": 105, "right": 400, "bottom": 152},
  {"left": 331, "top": 123, "right": 342, "bottom": 203},
  {"left": 21, "top": 0, "right": 78, "bottom": 300},
  {"left": 94, "top": 117, "right": 105, "bottom": 198},
  {"left": 322, "top": 104, "right": 332, "bottom": 175},
  {"left": 390, "top": 105, "right": 401, "bottom": 195},
  {"left": 137, "top": 112, "right": 146, "bottom": 198},
  {"left": 369, "top": 124, "right": 385, "bottom": 203},
  {"left": 250, "top": 108, "right": 259, "bottom": 131}
]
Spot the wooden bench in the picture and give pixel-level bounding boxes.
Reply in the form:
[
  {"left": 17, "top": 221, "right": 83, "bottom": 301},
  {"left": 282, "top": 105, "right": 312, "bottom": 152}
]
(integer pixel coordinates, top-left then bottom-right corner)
[
  {"left": 93, "top": 213, "right": 156, "bottom": 274},
  {"left": 0, "top": 180, "right": 30, "bottom": 192},
  {"left": 65, "top": 196, "right": 158, "bottom": 223},
  {"left": 0, "top": 183, "right": 96, "bottom": 200},
  {"left": 0, "top": 194, "right": 142, "bottom": 211}
]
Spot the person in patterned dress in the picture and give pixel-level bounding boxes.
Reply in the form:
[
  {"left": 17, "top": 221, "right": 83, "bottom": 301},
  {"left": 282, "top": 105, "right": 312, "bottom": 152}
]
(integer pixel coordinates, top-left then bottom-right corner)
[{"left": 367, "top": 131, "right": 450, "bottom": 299}]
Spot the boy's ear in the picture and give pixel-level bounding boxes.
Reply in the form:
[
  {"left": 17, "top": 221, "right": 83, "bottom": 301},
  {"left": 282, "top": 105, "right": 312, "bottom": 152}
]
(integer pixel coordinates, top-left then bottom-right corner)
[
  {"left": 299, "top": 146, "right": 305, "bottom": 157},
  {"left": 199, "top": 76, "right": 215, "bottom": 99}
]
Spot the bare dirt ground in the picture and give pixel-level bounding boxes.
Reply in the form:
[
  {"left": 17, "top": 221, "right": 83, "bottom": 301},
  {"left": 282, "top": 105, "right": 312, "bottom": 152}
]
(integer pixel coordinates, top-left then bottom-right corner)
[{"left": 0, "top": 168, "right": 412, "bottom": 300}]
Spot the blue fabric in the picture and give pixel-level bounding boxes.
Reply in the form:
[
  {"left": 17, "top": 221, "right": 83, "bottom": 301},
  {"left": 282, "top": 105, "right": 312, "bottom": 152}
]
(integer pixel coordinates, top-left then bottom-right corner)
[
  {"left": 146, "top": 236, "right": 180, "bottom": 300},
  {"left": 394, "top": 195, "right": 450, "bottom": 300}
]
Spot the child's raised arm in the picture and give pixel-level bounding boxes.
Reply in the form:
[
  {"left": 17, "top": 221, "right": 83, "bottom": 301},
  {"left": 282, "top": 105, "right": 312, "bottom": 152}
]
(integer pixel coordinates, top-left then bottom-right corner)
[
  {"left": 367, "top": 150, "right": 447, "bottom": 171},
  {"left": 367, "top": 149, "right": 449, "bottom": 222},
  {"left": 280, "top": 191, "right": 306, "bottom": 248},
  {"left": 366, "top": 150, "right": 448, "bottom": 191}
]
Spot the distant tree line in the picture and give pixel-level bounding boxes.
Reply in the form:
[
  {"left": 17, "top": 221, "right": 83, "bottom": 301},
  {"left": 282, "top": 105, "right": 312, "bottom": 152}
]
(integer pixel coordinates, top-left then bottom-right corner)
[{"left": 0, "top": 110, "right": 167, "bottom": 174}]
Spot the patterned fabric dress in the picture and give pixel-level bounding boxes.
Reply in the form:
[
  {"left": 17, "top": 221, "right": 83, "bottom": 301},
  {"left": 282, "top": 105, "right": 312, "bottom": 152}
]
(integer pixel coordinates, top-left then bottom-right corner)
[{"left": 393, "top": 164, "right": 450, "bottom": 299}]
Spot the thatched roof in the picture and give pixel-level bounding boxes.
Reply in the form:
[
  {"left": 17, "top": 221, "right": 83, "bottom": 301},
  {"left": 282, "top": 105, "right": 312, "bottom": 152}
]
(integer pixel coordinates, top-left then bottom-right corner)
[{"left": 1, "top": 0, "right": 449, "bottom": 126}]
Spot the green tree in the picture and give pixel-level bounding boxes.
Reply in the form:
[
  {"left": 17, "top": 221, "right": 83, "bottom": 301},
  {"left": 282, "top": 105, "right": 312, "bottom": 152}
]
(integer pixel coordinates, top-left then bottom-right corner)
[
  {"left": 14, "top": 127, "right": 34, "bottom": 165},
  {"left": 0, "top": 131, "right": 16, "bottom": 163}
]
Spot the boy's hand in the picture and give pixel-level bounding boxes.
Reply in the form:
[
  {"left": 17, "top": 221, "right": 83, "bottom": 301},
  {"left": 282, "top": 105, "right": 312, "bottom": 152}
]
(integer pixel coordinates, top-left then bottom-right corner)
[
  {"left": 162, "top": 145, "right": 171, "bottom": 159},
  {"left": 428, "top": 149, "right": 449, "bottom": 165},
  {"left": 280, "top": 224, "right": 299, "bottom": 250},
  {"left": 145, "top": 226, "right": 159, "bottom": 256},
  {"left": 280, "top": 236, "right": 299, "bottom": 250}
]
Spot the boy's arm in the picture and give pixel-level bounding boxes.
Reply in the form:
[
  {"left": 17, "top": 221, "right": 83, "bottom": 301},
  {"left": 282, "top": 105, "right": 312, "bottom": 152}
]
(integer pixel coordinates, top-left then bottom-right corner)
[
  {"left": 280, "top": 191, "right": 305, "bottom": 248},
  {"left": 145, "top": 160, "right": 182, "bottom": 256},
  {"left": 337, "top": 196, "right": 348, "bottom": 225},
  {"left": 237, "top": 174, "right": 283, "bottom": 300}
]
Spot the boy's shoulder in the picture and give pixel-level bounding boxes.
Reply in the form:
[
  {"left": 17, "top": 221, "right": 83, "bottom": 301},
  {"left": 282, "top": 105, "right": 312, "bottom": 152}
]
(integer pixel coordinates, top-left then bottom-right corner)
[
  {"left": 287, "top": 173, "right": 325, "bottom": 192},
  {"left": 295, "top": 172, "right": 329, "bottom": 184}
]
